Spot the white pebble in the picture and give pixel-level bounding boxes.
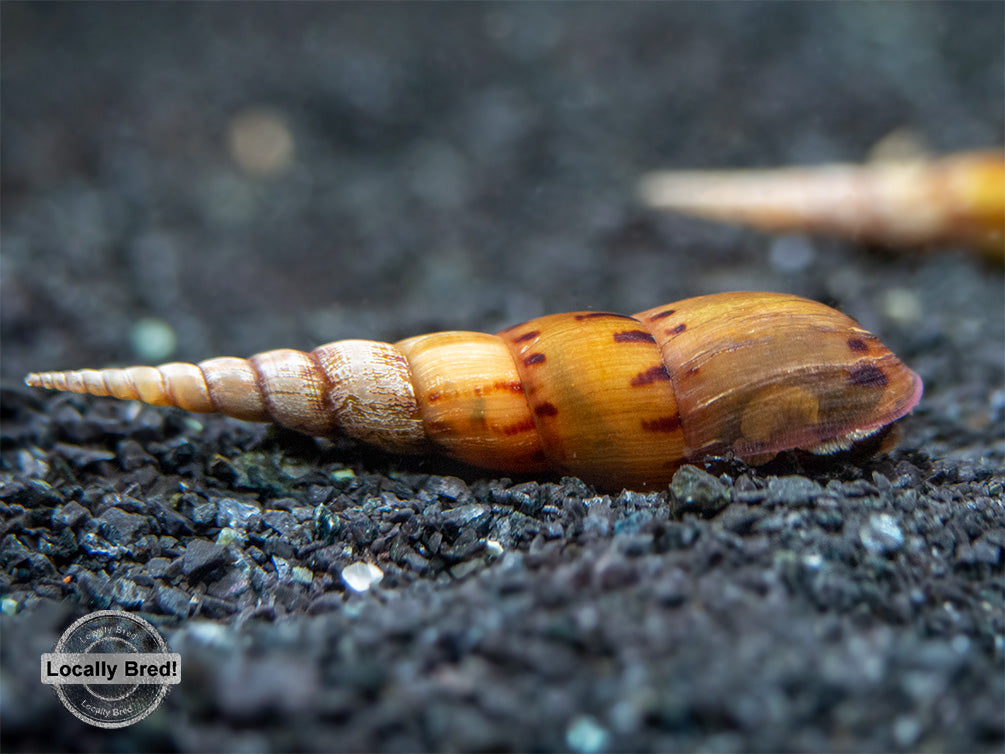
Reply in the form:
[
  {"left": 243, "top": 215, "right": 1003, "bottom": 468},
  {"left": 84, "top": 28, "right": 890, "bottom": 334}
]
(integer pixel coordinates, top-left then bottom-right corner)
[
  {"left": 860, "top": 513, "right": 904, "bottom": 554},
  {"left": 228, "top": 107, "right": 295, "bottom": 177},
  {"left": 485, "top": 539, "right": 504, "bottom": 556},
  {"left": 566, "top": 715, "right": 609, "bottom": 754},
  {"left": 880, "top": 288, "right": 922, "bottom": 326},
  {"left": 184, "top": 621, "right": 231, "bottom": 649},
  {"left": 130, "top": 317, "right": 177, "bottom": 362},
  {"left": 341, "top": 562, "right": 383, "bottom": 592},
  {"left": 216, "top": 527, "right": 244, "bottom": 546},
  {"left": 769, "top": 235, "right": 815, "bottom": 273}
]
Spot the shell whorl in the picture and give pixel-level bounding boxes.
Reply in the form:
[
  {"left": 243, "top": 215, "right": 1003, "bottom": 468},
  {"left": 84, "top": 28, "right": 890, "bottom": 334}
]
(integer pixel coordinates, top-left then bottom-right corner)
[{"left": 25, "top": 341, "right": 428, "bottom": 454}]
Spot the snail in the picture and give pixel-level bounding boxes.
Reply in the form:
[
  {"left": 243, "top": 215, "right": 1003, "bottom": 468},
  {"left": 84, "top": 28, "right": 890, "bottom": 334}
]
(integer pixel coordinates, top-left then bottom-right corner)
[
  {"left": 25, "top": 292, "right": 922, "bottom": 490},
  {"left": 638, "top": 149, "right": 1005, "bottom": 263}
]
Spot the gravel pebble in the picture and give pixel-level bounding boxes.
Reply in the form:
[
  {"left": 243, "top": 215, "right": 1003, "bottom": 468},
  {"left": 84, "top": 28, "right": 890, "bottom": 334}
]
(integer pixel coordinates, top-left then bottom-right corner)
[
  {"left": 182, "top": 541, "right": 231, "bottom": 580},
  {"left": 96, "top": 507, "right": 150, "bottom": 545},
  {"left": 860, "top": 513, "right": 906, "bottom": 555}
]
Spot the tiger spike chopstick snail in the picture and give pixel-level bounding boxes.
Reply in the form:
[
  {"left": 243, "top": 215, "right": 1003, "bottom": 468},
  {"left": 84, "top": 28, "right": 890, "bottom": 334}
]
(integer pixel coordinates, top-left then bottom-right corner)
[
  {"left": 638, "top": 149, "right": 1005, "bottom": 263},
  {"left": 25, "top": 292, "right": 922, "bottom": 490}
]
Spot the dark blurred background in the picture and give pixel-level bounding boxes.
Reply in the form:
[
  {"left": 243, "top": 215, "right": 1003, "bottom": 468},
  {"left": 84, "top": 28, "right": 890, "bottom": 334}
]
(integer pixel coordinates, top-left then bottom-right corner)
[{"left": 3, "top": 3, "right": 1002, "bottom": 397}]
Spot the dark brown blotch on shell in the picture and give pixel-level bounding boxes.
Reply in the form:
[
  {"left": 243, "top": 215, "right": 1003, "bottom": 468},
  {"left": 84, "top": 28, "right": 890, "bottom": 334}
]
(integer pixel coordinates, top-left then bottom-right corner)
[
  {"left": 641, "top": 415, "right": 681, "bottom": 433},
  {"left": 630, "top": 365, "right": 672, "bottom": 386},
  {"left": 848, "top": 364, "right": 888, "bottom": 387},
  {"left": 613, "top": 330, "right": 657, "bottom": 344},
  {"left": 501, "top": 418, "right": 536, "bottom": 436},
  {"left": 534, "top": 402, "right": 559, "bottom": 417},
  {"left": 648, "top": 308, "right": 676, "bottom": 320}
]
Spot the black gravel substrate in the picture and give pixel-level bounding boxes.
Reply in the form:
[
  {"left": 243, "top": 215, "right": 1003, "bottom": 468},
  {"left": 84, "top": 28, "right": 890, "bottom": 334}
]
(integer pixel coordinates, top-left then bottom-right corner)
[{"left": 2, "top": 4, "right": 1003, "bottom": 752}]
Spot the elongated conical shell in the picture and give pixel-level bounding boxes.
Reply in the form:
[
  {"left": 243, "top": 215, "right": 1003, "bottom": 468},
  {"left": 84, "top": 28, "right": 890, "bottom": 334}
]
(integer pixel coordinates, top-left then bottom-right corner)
[
  {"left": 25, "top": 292, "right": 923, "bottom": 490},
  {"left": 638, "top": 150, "right": 1005, "bottom": 262}
]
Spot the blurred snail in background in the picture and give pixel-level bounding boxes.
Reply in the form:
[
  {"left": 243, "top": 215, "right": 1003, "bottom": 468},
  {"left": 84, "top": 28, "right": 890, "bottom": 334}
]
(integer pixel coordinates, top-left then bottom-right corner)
[
  {"left": 26, "top": 292, "right": 922, "bottom": 490},
  {"left": 638, "top": 149, "right": 1005, "bottom": 264}
]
